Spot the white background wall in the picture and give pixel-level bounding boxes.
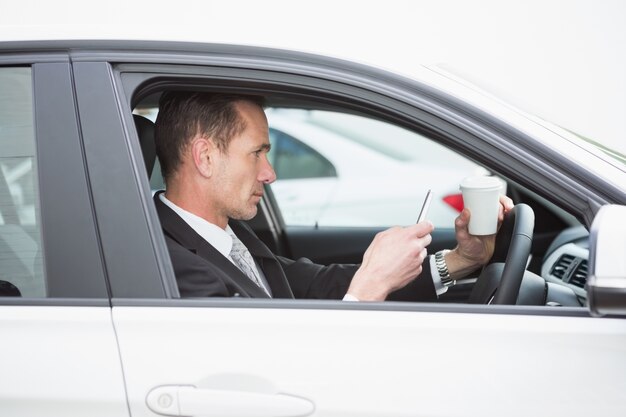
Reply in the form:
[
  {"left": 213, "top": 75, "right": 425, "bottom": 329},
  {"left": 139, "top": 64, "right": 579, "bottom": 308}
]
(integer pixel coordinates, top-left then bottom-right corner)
[{"left": 1, "top": 0, "right": 624, "bottom": 154}]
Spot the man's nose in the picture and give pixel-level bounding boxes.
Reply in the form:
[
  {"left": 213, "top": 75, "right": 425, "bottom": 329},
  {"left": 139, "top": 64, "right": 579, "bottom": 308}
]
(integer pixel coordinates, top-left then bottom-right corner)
[{"left": 259, "top": 156, "right": 276, "bottom": 184}]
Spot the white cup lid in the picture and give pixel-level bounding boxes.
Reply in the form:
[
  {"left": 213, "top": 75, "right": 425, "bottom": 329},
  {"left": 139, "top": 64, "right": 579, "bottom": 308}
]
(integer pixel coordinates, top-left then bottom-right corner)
[{"left": 460, "top": 175, "right": 502, "bottom": 191}]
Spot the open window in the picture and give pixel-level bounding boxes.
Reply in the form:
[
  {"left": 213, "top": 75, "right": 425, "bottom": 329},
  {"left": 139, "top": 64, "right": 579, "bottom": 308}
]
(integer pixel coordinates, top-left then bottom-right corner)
[{"left": 128, "top": 76, "right": 584, "bottom": 307}]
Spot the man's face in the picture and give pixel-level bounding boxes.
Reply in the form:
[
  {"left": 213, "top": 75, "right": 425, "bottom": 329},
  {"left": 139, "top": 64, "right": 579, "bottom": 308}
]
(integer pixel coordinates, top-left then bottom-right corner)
[{"left": 210, "top": 101, "right": 276, "bottom": 222}]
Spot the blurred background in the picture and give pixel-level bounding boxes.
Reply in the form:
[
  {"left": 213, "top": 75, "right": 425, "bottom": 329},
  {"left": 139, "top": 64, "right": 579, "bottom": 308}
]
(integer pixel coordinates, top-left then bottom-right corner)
[{"left": 1, "top": 0, "right": 624, "bottom": 154}]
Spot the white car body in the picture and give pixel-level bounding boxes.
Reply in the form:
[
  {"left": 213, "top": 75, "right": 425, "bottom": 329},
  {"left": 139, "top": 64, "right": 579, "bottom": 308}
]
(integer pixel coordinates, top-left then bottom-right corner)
[
  {"left": 111, "top": 305, "right": 625, "bottom": 417},
  {"left": 0, "top": 39, "right": 624, "bottom": 417}
]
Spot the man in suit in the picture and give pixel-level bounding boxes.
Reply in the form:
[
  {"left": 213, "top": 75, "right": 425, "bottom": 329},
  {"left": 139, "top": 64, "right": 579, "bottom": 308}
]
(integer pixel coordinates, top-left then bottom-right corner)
[{"left": 154, "top": 91, "right": 512, "bottom": 301}]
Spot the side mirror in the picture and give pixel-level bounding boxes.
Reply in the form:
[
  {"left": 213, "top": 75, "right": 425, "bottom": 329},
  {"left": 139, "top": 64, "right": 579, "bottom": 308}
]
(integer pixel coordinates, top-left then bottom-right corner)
[{"left": 587, "top": 205, "right": 626, "bottom": 316}]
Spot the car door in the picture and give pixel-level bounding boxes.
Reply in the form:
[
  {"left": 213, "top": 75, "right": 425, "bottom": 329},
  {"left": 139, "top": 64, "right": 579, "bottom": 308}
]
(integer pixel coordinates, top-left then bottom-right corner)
[
  {"left": 112, "top": 302, "right": 626, "bottom": 417},
  {"left": 0, "top": 54, "right": 128, "bottom": 416},
  {"left": 74, "top": 44, "right": 626, "bottom": 417}
]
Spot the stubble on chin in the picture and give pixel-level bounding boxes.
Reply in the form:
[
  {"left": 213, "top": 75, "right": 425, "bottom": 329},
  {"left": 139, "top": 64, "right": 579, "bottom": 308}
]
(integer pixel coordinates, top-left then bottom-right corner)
[{"left": 227, "top": 201, "right": 258, "bottom": 221}]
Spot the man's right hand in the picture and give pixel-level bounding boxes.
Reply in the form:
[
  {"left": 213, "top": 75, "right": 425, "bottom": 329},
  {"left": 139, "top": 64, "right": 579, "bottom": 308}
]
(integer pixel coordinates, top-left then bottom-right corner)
[{"left": 346, "top": 221, "right": 434, "bottom": 301}]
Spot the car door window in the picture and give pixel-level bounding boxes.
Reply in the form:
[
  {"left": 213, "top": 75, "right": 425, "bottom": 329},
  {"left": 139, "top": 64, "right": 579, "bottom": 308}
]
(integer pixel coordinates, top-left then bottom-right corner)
[
  {"left": 0, "top": 67, "right": 45, "bottom": 297},
  {"left": 268, "top": 127, "right": 337, "bottom": 179},
  {"left": 266, "top": 108, "right": 487, "bottom": 228}
]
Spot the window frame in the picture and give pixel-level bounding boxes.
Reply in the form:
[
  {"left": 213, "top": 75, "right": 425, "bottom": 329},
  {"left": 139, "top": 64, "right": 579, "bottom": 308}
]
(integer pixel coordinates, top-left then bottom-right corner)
[
  {"left": 71, "top": 61, "right": 171, "bottom": 300},
  {"left": 109, "top": 56, "right": 608, "bottom": 318},
  {"left": 0, "top": 54, "right": 110, "bottom": 304}
]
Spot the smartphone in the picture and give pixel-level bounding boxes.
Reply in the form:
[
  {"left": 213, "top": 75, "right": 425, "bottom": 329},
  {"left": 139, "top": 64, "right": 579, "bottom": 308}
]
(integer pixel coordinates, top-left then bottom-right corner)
[{"left": 416, "top": 189, "right": 433, "bottom": 223}]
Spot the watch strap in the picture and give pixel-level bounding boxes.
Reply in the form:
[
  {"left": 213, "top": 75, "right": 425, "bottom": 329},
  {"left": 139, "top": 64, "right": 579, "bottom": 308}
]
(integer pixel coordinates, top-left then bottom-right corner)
[{"left": 435, "top": 250, "right": 455, "bottom": 287}]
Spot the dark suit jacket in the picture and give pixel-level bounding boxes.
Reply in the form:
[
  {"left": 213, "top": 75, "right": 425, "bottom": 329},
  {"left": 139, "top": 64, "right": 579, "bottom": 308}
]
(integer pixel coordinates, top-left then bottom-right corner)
[{"left": 155, "top": 192, "right": 437, "bottom": 301}]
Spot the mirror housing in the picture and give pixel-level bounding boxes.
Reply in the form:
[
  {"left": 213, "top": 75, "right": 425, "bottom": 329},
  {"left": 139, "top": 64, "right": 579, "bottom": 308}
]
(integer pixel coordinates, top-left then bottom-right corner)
[{"left": 587, "top": 205, "right": 626, "bottom": 316}]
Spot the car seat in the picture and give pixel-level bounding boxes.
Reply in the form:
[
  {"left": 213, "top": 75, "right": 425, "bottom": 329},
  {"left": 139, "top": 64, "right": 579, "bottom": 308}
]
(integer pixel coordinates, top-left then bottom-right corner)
[{"left": 133, "top": 114, "right": 157, "bottom": 177}]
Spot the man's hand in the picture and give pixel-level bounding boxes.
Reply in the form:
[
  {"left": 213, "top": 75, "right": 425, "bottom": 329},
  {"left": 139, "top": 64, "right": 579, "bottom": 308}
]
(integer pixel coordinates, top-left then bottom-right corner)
[
  {"left": 445, "top": 195, "right": 514, "bottom": 278},
  {"left": 347, "top": 221, "right": 434, "bottom": 301}
]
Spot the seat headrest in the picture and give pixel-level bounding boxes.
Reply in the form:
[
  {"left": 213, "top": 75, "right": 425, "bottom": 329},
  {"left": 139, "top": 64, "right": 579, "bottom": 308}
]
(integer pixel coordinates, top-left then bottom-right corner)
[
  {"left": 133, "top": 114, "right": 157, "bottom": 178},
  {"left": 0, "top": 280, "right": 21, "bottom": 297}
]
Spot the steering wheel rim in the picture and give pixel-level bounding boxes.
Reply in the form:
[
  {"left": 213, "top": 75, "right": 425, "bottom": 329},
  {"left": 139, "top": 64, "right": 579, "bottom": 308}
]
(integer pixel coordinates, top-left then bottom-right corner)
[{"left": 470, "top": 203, "right": 535, "bottom": 305}]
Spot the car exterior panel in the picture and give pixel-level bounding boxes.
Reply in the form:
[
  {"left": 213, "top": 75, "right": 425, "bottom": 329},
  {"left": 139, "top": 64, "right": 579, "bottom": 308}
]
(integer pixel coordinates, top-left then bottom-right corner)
[{"left": 0, "top": 40, "right": 624, "bottom": 417}]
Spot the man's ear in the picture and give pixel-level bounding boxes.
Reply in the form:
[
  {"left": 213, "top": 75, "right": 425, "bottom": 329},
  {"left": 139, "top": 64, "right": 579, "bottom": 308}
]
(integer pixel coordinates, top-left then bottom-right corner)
[{"left": 190, "top": 137, "right": 215, "bottom": 178}]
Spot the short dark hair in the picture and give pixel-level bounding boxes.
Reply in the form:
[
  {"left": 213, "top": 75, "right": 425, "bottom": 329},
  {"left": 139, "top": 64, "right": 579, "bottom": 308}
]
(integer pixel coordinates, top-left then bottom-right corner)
[{"left": 155, "top": 91, "right": 265, "bottom": 184}]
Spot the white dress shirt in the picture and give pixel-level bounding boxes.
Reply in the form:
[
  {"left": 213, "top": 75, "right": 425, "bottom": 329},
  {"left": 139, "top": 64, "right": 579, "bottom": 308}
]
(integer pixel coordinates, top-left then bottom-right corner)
[{"left": 159, "top": 194, "right": 272, "bottom": 295}]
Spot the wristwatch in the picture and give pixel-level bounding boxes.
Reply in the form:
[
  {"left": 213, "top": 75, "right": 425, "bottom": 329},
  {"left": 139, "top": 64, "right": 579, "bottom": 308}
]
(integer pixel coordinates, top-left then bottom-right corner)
[{"left": 435, "top": 250, "right": 455, "bottom": 288}]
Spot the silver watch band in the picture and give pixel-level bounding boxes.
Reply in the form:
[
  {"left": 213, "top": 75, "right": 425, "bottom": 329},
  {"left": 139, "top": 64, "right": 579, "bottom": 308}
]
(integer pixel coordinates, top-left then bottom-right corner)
[{"left": 435, "top": 250, "right": 455, "bottom": 288}]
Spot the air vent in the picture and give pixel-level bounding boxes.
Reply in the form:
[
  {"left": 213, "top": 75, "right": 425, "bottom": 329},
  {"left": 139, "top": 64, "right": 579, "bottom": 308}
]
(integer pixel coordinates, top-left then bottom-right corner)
[
  {"left": 569, "top": 260, "right": 588, "bottom": 288},
  {"left": 550, "top": 254, "right": 576, "bottom": 279},
  {"left": 550, "top": 254, "right": 588, "bottom": 288}
]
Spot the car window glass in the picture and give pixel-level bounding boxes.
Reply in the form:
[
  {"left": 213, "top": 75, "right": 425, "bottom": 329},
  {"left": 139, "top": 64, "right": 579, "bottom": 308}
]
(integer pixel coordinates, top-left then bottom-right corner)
[
  {"left": 265, "top": 108, "right": 488, "bottom": 228},
  {"left": 0, "top": 67, "right": 45, "bottom": 297},
  {"left": 268, "top": 127, "right": 336, "bottom": 179}
]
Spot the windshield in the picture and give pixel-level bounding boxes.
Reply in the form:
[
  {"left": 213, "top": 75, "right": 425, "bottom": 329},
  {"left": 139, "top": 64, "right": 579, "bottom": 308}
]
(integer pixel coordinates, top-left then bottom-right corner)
[
  {"left": 427, "top": 64, "right": 626, "bottom": 174},
  {"left": 569, "top": 130, "right": 626, "bottom": 167}
]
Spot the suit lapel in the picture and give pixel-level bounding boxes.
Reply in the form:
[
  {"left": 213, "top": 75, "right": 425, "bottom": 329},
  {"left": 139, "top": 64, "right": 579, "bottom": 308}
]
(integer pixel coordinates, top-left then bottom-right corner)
[
  {"left": 154, "top": 192, "right": 271, "bottom": 298},
  {"left": 230, "top": 221, "right": 294, "bottom": 299}
]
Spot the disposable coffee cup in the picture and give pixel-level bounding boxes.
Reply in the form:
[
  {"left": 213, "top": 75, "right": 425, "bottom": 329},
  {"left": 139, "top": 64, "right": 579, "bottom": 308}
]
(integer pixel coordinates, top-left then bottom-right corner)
[{"left": 459, "top": 176, "right": 502, "bottom": 235}]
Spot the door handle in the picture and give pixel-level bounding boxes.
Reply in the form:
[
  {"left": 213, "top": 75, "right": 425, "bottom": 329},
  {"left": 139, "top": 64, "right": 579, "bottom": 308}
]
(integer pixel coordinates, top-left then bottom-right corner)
[{"left": 146, "top": 385, "right": 315, "bottom": 417}]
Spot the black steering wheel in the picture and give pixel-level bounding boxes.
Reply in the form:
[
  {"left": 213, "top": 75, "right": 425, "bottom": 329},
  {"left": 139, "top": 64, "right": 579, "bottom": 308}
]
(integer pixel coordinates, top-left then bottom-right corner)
[{"left": 468, "top": 204, "right": 535, "bottom": 305}]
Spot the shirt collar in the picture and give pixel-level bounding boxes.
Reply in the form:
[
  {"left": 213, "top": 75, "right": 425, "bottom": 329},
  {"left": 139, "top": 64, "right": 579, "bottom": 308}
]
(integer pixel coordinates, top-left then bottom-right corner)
[{"left": 159, "top": 193, "right": 233, "bottom": 258}]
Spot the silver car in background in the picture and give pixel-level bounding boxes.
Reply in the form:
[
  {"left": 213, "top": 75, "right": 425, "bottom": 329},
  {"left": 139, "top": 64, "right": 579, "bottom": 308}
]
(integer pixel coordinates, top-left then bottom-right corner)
[{"left": 267, "top": 108, "right": 491, "bottom": 227}]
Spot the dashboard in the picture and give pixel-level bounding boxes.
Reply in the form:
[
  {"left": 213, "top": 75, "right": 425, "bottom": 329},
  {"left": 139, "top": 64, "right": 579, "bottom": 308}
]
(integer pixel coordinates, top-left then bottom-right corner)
[{"left": 541, "top": 226, "right": 589, "bottom": 302}]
